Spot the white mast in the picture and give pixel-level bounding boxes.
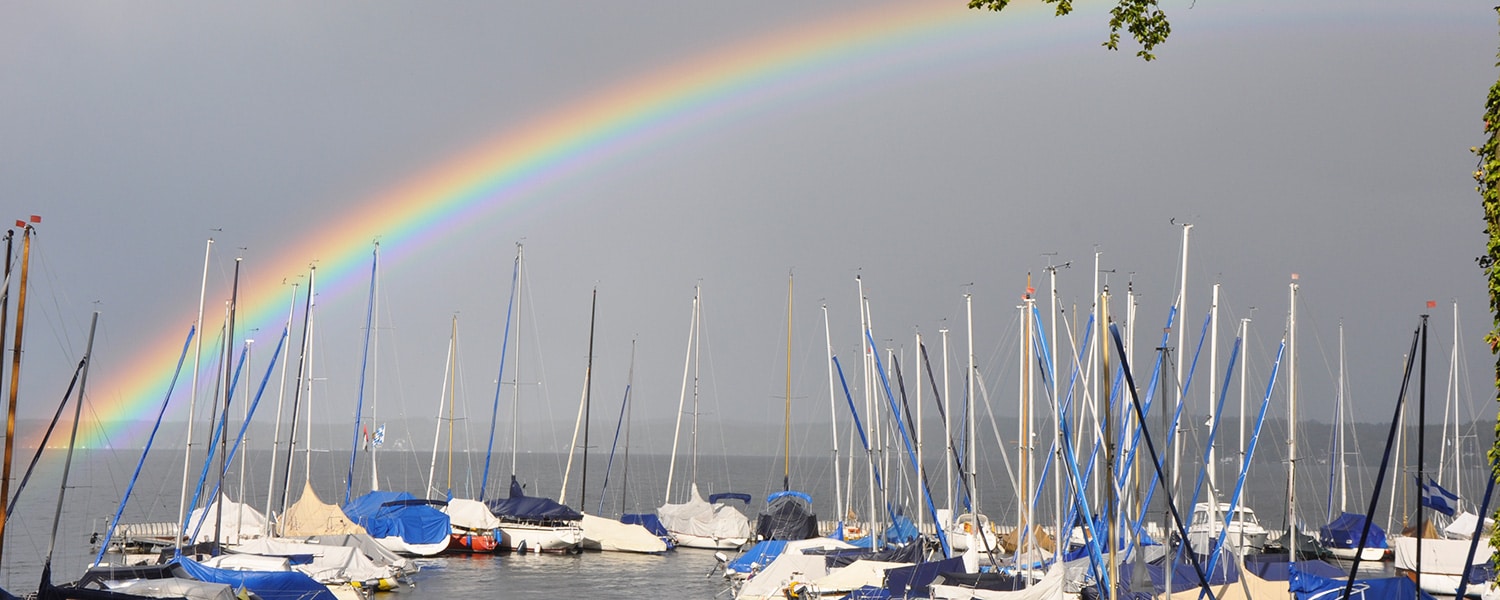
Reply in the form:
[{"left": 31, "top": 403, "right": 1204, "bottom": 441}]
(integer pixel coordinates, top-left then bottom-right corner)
[
  {"left": 427, "top": 316, "right": 455, "bottom": 500},
  {"left": 965, "top": 293, "right": 977, "bottom": 523},
  {"left": 1286, "top": 275, "right": 1299, "bottom": 555},
  {"left": 303, "top": 268, "right": 317, "bottom": 484},
  {"left": 370, "top": 243, "right": 381, "bottom": 491},
  {"left": 663, "top": 286, "right": 698, "bottom": 505},
  {"left": 823, "top": 304, "right": 843, "bottom": 521},
  {"left": 941, "top": 326, "right": 953, "bottom": 523},
  {"left": 1174, "top": 223, "right": 1192, "bottom": 499},
  {"left": 177, "top": 238, "right": 213, "bottom": 551},
  {"left": 510, "top": 245, "right": 524, "bottom": 479},
  {"left": 1208, "top": 283, "right": 1220, "bottom": 494},
  {"left": 265, "top": 280, "right": 296, "bottom": 526},
  {"left": 915, "top": 330, "right": 925, "bottom": 536}
]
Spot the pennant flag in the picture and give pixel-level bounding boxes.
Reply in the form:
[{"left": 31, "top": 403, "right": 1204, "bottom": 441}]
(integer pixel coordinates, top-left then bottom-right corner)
[
  {"left": 28, "top": 215, "right": 40, "bottom": 224},
  {"left": 1420, "top": 477, "right": 1459, "bottom": 516},
  {"left": 372, "top": 424, "right": 385, "bottom": 448}
]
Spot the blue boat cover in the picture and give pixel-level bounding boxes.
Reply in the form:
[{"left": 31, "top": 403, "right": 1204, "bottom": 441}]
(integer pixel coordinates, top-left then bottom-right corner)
[
  {"left": 621, "top": 513, "right": 669, "bottom": 536},
  {"left": 1121, "top": 555, "right": 1238, "bottom": 593},
  {"left": 766, "top": 490, "right": 813, "bottom": 504},
  {"left": 173, "top": 557, "right": 336, "bottom": 600},
  {"left": 1319, "top": 512, "right": 1389, "bottom": 550},
  {"left": 885, "top": 557, "right": 965, "bottom": 598},
  {"left": 1244, "top": 554, "right": 1346, "bottom": 581},
  {"left": 1290, "top": 562, "right": 1438, "bottom": 600},
  {"left": 754, "top": 490, "right": 818, "bottom": 541},
  {"left": 727, "top": 540, "right": 787, "bottom": 576},
  {"left": 883, "top": 513, "right": 919, "bottom": 545},
  {"left": 709, "top": 492, "right": 752, "bottom": 505},
  {"left": 342, "top": 490, "right": 451, "bottom": 545},
  {"left": 484, "top": 476, "right": 582, "bottom": 522},
  {"left": 820, "top": 542, "right": 921, "bottom": 568}
]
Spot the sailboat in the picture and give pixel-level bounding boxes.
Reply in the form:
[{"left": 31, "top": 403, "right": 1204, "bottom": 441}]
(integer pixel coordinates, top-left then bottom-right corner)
[
  {"left": 657, "top": 285, "right": 751, "bottom": 550},
  {"left": 1317, "top": 323, "right": 1389, "bottom": 561},
  {"left": 753, "top": 274, "right": 819, "bottom": 544},
  {"left": 482, "top": 244, "right": 583, "bottom": 553},
  {"left": 562, "top": 289, "right": 667, "bottom": 554},
  {"left": 422, "top": 315, "right": 502, "bottom": 554}
]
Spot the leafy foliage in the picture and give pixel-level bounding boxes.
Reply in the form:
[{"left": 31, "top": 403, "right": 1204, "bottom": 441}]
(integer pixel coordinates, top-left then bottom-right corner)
[
  {"left": 1478, "top": 6, "right": 1500, "bottom": 566},
  {"left": 967, "top": 0, "right": 1170, "bottom": 61}
]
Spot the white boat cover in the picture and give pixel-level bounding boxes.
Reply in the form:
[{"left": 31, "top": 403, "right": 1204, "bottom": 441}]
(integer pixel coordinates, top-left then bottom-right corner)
[
  {"left": 107, "top": 577, "right": 239, "bottom": 600},
  {"left": 658, "top": 484, "right": 751, "bottom": 544},
  {"left": 1394, "top": 536, "right": 1494, "bottom": 575},
  {"left": 444, "top": 498, "right": 502, "bottom": 531},
  {"left": 294, "top": 533, "right": 416, "bottom": 575},
  {"left": 1446, "top": 511, "right": 1496, "bottom": 540},
  {"left": 200, "top": 552, "right": 291, "bottom": 572},
  {"left": 735, "top": 553, "right": 829, "bottom": 600},
  {"left": 234, "top": 538, "right": 400, "bottom": 585},
  {"left": 186, "top": 494, "right": 269, "bottom": 545},
  {"left": 580, "top": 513, "right": 668, "bottom": 553},
  {"left": 280, "top": 482, "right": 367, "bottom": 537},
  {"left": 930, "top": 565, "right": 1065, "bottom": 600},
  {"left": 808, "top": 559, "right": 908, "bottom": 593}
]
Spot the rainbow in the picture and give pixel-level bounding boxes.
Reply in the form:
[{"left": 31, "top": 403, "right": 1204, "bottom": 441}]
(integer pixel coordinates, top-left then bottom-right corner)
[{"left": 83, "top": 2, "right": 1061, "bottom": 448}]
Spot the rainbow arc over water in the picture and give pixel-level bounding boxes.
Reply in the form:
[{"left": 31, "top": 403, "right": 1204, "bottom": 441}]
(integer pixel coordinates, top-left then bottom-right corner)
[{"left": 83, "top": 2, "right": 1058, "bottom": 448}]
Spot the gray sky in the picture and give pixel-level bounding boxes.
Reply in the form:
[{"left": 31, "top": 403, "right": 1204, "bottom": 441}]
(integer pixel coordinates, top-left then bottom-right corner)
[{"left": 0, "top": 1, "right": 1494, "bottom": 458}]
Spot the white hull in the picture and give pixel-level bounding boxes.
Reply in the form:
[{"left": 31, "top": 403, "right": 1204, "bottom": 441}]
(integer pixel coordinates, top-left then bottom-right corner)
[
  {"left": 671, "top": 531, "right": 746, "bottom": 550},
  {"left": 499, "top": 521, "right": 583, "bottom": 553},
  {"left": 1327, "top": 545, "right": 1388, "bottom": 561},
  {"left": 372, "top": 535, "right": 448, "bottom": 557}
]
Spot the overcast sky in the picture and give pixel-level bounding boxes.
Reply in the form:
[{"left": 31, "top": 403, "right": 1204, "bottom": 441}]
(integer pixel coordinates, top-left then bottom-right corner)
[{"left": 0, "top": 1, "right": 1494, "bottom": 460}]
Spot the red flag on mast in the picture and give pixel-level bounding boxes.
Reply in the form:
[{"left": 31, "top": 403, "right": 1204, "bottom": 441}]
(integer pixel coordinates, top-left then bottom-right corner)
[{"left": 28, "top": 215, "right": 40, "bottom": 224}]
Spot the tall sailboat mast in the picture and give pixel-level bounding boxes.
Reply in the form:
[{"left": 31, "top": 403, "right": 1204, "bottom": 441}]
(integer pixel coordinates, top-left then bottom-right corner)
[
  {"left": 1286, "top": 275, "right": 1299, "bottom": 556},
  {"left": 784, "top": 273, "right": 792, "bottom": 492},
  {"left": 823, "top": 304, "right": 843, "bottom": 523},
  {"left": 177, "top": 236, "right": 213, "bottom": 553},
  {"left": 511, "top": 245, "right": 525, "bottom": 479},
  {"left": 663, "top": 286, "right": 698, "bottom": 504},
  {"left": 0, "top": 220, "right": 35, "bottom": 561}
]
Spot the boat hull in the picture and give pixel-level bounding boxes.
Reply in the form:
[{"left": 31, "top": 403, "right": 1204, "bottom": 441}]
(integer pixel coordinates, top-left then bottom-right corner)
[
  {"left": 1327, "top": 545, "right": 1388, "bottom": 561},
  {"left": 670, "top": 531, "right": 746, "bottom": 550},
  {"left": 499, "top": 522, "right": 583, "bottom": 553},
  {"left": 447, "top": 530, "right": 499, "bottom": 554}
]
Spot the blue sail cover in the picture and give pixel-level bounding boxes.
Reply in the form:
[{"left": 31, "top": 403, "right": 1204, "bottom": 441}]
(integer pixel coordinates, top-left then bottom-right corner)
[
  {"left": 342, "top": 491, "right": 451, "bottom": 545},
  {"left": 621, "top": 513, "right": 668, "bottom": 536},
  {"left": 485, "top": 476, "right": 582, "bottom": 522},
  {"left": 1290, "top": 562, "right": 1438, "bottom": 600},
  {"left": 728, "top": 540, "right": 787, "bottom": 576},
  {"left": 173, "top": 557, "right": 335, "bottom": 600},
  {"left": 1319, "top": 511, "right": 1388, "bottom": 550}
]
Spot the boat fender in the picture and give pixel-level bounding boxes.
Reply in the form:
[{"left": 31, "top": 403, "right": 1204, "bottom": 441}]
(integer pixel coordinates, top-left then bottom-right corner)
[{"left": 786, "top": 582, "right": 808, "bottom": 599}]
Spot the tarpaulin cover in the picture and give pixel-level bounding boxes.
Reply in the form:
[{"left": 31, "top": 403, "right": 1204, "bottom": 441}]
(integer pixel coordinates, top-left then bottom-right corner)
[
  {"left": 172, "top": 556, "right": 336, "bottom": 600},
  {"left": 280, "top": 482, "right": 366, "bottom": 537},
  {"left": 233, "top": 538, "right": 401, "bottom": 584},
  {"left": 1319, "top": 512, "right": 1388, "bottom": 550},
  {"left": 342, "top": 491, "right": 450, "bottom": 545},
  {"left": 1146, "top": 552, "right": 1242, "bottom": 591},
  {"left": 1243, "top": 554, "right": 1346, "bottom": 581},
  {"left": 819, "top": 540, "right": 922, "bottom": 568},
  {"left": 658, "top": 483, "right": 750, "bottom": 543},
  {"left": 444, "top": 498, "right": 502, "bottom": 531},
  {"left": 728, "top": 540, "right": 787, "bottom": 576},
  {"left": 621, "top": 513, "right": 669, "bottom": 536},
  {"left": 185, "top": 494, "right": 269, "bottom": 545},
  {"left": 754, "top": 490, "right": 818, "bottom": 541},
  {"left": 1290, "top": 561, "right": 1439, "bottom": 600},
  {"left": 484, "top": 476, "right": 582, "bottom": 522},
  {"left": 884, "top": 514, "right": 919, "bottom": 545},
  {"left": 884, "top": 557, "right": 964, "bottom": 598}
]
